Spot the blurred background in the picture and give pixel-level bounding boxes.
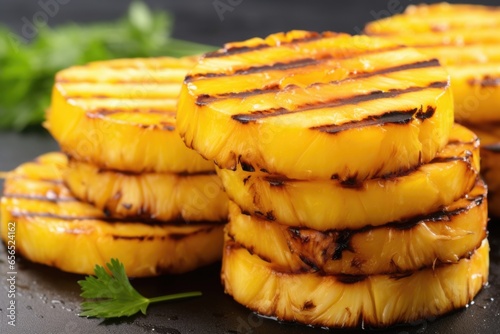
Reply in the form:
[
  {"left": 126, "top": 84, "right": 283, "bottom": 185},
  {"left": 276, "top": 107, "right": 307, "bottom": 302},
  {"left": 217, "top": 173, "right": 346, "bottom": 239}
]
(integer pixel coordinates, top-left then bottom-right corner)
[{"left": 2, "top": 0, "right": 500, "bottom": 46}]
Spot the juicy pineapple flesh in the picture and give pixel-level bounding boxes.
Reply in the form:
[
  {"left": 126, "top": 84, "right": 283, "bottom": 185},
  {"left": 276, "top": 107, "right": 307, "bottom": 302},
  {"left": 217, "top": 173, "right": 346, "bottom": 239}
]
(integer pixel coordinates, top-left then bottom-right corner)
[
  {"left": 63, "top": 158, "right": 228, "bottom": 221},
  {"left": 227, "top": 177, "right": 487, "bottom": 275},
  {"left": 46, "top": 56, "right": 214, "bottom": 173},
  {"left": 218, "top": 124, "right": 479, "bottom": 230},
  {"left": 0, "top": 153, "right": 224, "bottom": 277},
  {"left": 365, "top": 3, "right": 500, "bottom": 124},
  {"left": 177, "top": 30, "right": 454, "bottom": 181},
  {"left": 222, "top": 236, "right": 489, "bottom": 328}
]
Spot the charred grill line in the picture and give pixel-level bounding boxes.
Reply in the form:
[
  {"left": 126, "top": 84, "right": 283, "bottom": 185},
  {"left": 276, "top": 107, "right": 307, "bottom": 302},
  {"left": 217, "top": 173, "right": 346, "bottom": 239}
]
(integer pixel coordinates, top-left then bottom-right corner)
[
  {"left": 332, "top": 231, "right": 353, "bottom": 260},
  {"left": 90, "top": 108, "right": 177, "bottom": 116},
  {"left": 193, "top": 58, "right": 320, "bottom": 83},
  {"left": 56, "top": 78, "right": 188, "bottom": 85},
  {"left": 232, "top": 81, "right": 447, "bottom": 125},
  {"left": 194, "top": 57, "right": 438, "bottom": 105},
  {"left": 202, "top": 32, "right": 323, "bottom": 59},
  {"left": 8, "top": 211, "right": 227, "bottom": 226},
  {"left": 191, "top": 44, "right": 407, "bottom": 86},
  {"left": 335, "top": 274, "right": 367, "bottom": 284}
]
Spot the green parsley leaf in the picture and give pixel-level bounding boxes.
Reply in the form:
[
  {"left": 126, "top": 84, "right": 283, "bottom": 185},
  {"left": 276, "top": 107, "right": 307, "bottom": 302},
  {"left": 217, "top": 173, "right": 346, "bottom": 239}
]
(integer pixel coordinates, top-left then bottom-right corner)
[{"left": 78, "top": 258, "right": 202, "bottom": 318}]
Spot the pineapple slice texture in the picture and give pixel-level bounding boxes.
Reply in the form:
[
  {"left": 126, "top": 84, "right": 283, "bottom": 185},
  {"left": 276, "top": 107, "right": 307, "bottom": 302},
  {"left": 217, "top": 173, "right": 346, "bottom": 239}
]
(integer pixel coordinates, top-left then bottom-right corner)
[
  {"left": 365, "top": 3, "right": 500, "bottom": 124},
  {"left": 177, "top": 30, "right": 454, "bottom": 181},
  {"left": 0, "top": 153, "right": 223, "bottom": 277},
  {"left": 63, "top": 157, "right": 228, "bottom": 221},
  {"left": 218, "top": 124, "right": 479, "bottom": 230},
  {"left": 46, "top": 57, "right": 214, "bottom": 173},
  {"left": 227, "top": 177, "right": 487, "bottom": 275},
  {"left": 222, "top": 237, "right": 489, "bottom": 329}
]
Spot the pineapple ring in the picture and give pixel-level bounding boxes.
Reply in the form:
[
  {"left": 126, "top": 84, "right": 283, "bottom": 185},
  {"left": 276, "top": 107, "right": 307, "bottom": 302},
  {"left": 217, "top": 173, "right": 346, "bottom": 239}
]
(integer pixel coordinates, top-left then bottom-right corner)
[
  {"left": 365, "top": 3, "right": 500, "bottom": 124},
  {"left": 218, "top": 124, "right": 479, "bottom": 230},
  {"left": 63, "top": 157, "right": 228, "bottom": 221},
  {"left": 222, "top": 237, "right": 489, "bottom": 329},
  {"left": 227, "top": 177, "right": 487, "bottom": 275},
  {"left": 0, "top": 153, "right": 223, "bottom": 277},
  {"left": 46, "top": 57, "right": 214, "bottom": 173},
  {"left": 177, "top": 30, "right": 454, "bottom": 181}
]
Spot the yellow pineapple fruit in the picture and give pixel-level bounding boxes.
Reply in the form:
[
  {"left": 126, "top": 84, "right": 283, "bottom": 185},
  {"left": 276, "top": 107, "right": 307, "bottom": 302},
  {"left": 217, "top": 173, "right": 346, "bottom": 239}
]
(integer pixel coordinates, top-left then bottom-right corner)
[
  {"left": 0, "top": 153, "right": 223, "bottom": 277},
  {"left": 221, "top": 236, "right": 489, "bottom": 328},
  {"left": 365, "top": 3, "right": 500, "bottom": 125},
  {"left": 63, "top": 158, "right": 228, "bottom": 222},
  {"left": 177, "top": 30, "right": 454, "bottom": 181},
  {"left": 227, "top": 177, "right": 487, "bottom": 275},
  {"left": 218, "top": 124, "right": 479, "bottom": 230},
  {"left": 46, "top": 57, "right": 213, "bottom": 173}
]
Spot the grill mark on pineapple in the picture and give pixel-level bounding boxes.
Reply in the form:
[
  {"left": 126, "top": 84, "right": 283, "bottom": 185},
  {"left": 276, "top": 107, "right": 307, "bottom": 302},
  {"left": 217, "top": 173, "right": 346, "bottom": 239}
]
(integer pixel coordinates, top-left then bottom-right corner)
[
  {"left": 332, "top": 231, "right": 353, "bottom": 260},
  {"left": 89, "top": 108, "right": 177, "bottom": 117},
  {"left": 56, "top": 78, "right": 186, "bottom": 85},
  {"left": 468, "top": 75, "right": 500, "bottom": 87},
  {"left": 194, "top": 58, "right": 438, "bottom": 104},
  {"left": 431, "top": 151, "right": 473, "bottom": 164},
  {"left": 254, "top": 137, "right": 474, "bottom": 187},
  {"left": 335, "top": 274, "right": 367, "bottom": 284},
  {"left": 387, "top": 193, "right": 485, "bottom": 231},
  {"left": 190, "top": 58, "right": 321, "bottom": 82},
  {"left": 238, "top": 157, "right": 255, "bottom": 172},
  {"left": 202, "top": 32, "right": 323, "bottom": 59},
  {"left": 93, "top": 166, "right": 216, "bottom": 177},
  {"left": 231, "top": 82, "right": 446, "bottom": 124},
  {"left": 314, "top": 105, "right": 436, "bottom": 135},
  {"left": 109, "top": 226, "right": 217, "bottom": 241},
  {"left": 9, "top": 211, "right": 227, "bottom": 226},
  {"left": 191, "top": 44, "right": 407, "bottom": 83}
]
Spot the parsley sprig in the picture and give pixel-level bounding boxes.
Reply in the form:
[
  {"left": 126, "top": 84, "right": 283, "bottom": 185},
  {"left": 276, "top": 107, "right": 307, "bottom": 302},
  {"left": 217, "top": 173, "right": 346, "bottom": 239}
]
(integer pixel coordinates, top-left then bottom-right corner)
[{"left": 78, "top": 258, "right": 201, "bottom": 318}]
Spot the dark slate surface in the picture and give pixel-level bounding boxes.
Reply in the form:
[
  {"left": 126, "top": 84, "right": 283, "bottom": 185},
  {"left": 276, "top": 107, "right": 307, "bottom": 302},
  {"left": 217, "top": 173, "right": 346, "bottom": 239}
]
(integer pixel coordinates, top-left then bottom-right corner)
[{"left": 1, "top": 1, "right": 500, "bottom": 333}]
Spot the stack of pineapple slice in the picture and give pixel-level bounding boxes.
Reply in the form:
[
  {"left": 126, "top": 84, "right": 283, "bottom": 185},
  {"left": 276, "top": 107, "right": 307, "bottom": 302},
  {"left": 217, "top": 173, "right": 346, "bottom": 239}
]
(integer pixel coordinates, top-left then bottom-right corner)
[
  {"left": 177, "top": 31, "right": 489, "bottom": 327},
  {"left": 0, "top": 57, "right": 229, "bottom": 277},
  {"left": 365, "top": 2, "right": 500, "bottom": 217}
]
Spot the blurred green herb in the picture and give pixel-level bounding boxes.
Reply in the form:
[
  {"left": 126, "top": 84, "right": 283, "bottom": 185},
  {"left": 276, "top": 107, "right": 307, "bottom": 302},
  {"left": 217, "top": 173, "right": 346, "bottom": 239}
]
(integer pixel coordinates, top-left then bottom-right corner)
[
  {"left": 0, "top": 2, "right": 215, "bottom": 131},
  {"left": 78, "top": 258, "right": 202, "bottom": 319}
]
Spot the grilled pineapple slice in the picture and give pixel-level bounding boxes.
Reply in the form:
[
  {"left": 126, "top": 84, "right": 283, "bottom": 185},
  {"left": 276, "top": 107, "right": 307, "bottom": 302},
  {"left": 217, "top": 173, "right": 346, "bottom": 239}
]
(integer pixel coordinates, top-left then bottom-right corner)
[
  {"left": 46, "top": 57, "right": 213, "bottom": 173},
  {"left": 219, "top": 124, "right": 479, "bottom": 230},
  {"left": 0, "top": 153, "right": 224, "bottom": 276},
  {"left": 222, "top": 237, "right": 489, "bottom": 328},
  {"left": 227, "top": 177, "right": 487, "bottom": 275},
  {"left": 177, "top": 31, "right": 454, "bottom": 181},
  {"left": 365, "top": 3, "right": 500, "bottom": 124},
  {"left": 63, "top": 157, "right": 228, "bottom": 221}
]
